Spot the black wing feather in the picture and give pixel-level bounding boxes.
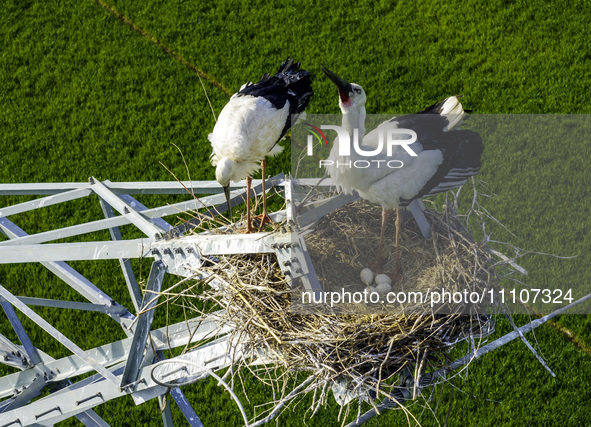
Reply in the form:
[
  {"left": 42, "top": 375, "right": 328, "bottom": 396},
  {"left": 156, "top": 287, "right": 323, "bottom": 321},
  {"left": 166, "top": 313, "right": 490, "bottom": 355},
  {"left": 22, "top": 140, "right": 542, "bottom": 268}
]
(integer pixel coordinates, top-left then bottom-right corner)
[
  {"left": 400, "top": 129, "right": 484, "bottom": 206},
  {"left": 237, "top": 57, "right": 313, "bottom": 143}
]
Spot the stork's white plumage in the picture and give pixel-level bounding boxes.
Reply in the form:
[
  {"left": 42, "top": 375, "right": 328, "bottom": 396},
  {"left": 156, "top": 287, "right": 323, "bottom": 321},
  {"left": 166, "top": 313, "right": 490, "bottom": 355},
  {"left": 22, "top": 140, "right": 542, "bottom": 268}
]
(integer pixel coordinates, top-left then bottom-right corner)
[
  {"left": 210, "top": 58, "right": 313, "bottom": 231},
  {"left": 322, "top": 66, "right": 484, "bottom": 280}
]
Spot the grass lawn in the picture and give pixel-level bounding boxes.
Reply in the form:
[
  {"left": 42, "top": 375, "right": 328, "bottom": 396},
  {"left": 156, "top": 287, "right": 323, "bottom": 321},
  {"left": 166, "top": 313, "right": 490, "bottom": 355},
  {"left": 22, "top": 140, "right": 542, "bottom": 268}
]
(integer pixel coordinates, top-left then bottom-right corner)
[{"left": 1, "top": 0, "right": 590, "bottom": 425}]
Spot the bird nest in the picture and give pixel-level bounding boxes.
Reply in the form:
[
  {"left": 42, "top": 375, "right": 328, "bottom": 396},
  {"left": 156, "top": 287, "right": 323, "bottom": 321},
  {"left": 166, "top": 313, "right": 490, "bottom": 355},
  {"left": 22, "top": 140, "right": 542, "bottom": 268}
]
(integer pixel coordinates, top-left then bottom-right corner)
[
  {"left": 303, "top": 200, "right": 496, "bottom": 315},
  {"left": 157, "top": 183, "right": 515, "bottom": 425}
]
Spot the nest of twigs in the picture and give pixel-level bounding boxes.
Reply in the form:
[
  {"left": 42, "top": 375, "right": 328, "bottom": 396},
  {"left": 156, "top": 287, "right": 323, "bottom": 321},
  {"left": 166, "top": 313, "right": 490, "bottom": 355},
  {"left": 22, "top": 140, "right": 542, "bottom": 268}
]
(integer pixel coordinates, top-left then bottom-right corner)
[{"left": 175, "top": 185, "right": 502, "bottom": 425}]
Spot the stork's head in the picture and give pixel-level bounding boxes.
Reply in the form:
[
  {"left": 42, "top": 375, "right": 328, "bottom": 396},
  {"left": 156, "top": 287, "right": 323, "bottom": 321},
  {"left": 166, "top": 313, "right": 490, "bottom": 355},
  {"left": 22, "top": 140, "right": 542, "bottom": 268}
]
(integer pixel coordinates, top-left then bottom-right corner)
[
  {"left": 215, "top": 157, "right": 235, "bottom": 187},
  {"left": 321, "top": 66, "right": 366, "bottom": 112}
]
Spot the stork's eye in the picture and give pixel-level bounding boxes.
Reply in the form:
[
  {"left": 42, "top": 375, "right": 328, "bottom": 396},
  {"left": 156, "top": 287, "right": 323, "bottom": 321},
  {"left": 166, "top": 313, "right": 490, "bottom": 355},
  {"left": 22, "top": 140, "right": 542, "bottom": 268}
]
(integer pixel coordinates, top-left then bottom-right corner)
[{"left": 354, "top": 88, "right": 361, "bottom": 94}]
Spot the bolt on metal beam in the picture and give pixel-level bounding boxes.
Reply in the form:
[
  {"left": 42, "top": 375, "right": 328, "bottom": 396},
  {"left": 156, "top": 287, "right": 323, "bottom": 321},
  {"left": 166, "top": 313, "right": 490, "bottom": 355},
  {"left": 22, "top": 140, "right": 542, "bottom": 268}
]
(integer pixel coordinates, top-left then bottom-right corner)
[{"left": 0, "top": 334, "right": 29, "bottom": 370}]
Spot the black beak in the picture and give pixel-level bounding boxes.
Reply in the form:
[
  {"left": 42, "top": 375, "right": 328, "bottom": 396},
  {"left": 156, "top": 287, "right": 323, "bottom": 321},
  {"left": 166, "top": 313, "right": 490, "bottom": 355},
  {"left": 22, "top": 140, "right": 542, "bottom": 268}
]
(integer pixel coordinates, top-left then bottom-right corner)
[
  {"left": 223, "top": 185, "right": 232, "bottom": 218},
  {"left": 321, "top": 66, "right": 352, "bottom": 102}
]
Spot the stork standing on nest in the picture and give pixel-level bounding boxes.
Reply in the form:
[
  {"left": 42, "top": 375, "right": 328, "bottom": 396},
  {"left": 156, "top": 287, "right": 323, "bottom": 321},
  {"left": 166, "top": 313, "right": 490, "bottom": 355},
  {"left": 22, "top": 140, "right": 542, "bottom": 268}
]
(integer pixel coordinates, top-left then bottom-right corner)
[
  {"left": 209, "top": 57, "right": 313, "bottom": 232},
  {"left": 322, "top": 66, "right": 484, "bottom": 281}
]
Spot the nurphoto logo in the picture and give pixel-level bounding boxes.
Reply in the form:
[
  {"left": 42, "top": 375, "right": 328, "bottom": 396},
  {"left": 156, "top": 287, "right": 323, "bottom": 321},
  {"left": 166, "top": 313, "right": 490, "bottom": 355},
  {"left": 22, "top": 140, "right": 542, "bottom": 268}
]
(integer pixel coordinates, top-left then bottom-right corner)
[{"left": 304, "top": 123, "right": 419, "bottom": 169}]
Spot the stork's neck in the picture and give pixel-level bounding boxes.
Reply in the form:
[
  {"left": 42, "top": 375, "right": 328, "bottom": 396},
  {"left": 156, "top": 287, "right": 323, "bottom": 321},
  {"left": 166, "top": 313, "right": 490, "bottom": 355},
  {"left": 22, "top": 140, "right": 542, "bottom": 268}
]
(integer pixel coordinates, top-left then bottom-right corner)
[{"left": 340, "top": 105, "right": 366, "bottom": 142}]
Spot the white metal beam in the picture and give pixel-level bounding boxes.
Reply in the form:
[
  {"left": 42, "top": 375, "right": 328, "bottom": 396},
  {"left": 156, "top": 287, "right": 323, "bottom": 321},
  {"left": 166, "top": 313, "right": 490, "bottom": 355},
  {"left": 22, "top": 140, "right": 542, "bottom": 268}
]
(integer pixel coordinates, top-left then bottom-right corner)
[
  {"left": 0, "top": 298, "right": 42, "bottom": 367},
  {"left": 0, "top": 312, "right": 228, "bottom": 399},
  {"left": 89, "top": 179, "right": 166, "bottom": 239},
  {"left": 0, "top": 177, "right": 286, "bottom": 247},
  {"left": 0, "top": 187, "right": 92, "bottom": 218},
  {"left": 120, "top": 261, "right": 166, "bottom": 388},
  {"left": 15, "top": 297, "right": 128, "bottom": 316},
  {"left": 0, "top": 179, "right": 274, "bottom": 196},
  {"left": 0, "top": 194, "right": 221, "bottom": 247},
  {"left": 0, "top": 218, "right": 134, "bottom": 322},
  {"left": 0, "top": 286, "right": 120, "bottom": 386},
  {"left": 0, "top": 334, "right": 237, "bottom": 426},
  {"left": 153, "top": 233, "right": 275, "bottom": 257},
  {"left": 0, "top": 239, "right": 152, "bottom": 264}
]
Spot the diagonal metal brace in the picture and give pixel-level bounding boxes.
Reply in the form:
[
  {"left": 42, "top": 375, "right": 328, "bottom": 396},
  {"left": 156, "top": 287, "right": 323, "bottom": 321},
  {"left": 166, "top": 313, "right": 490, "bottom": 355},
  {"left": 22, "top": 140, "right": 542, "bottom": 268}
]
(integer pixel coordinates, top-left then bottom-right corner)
[
  {"left": 120, "top": 260, "right": 166, "bottom": 389},
  {"left": 0, "top": 373, "right": 46, "bottom": 414},
  {"left": 0, "top": 286, "right": 120, "bottom": 386},
  {"left": 90, "top": 178, "right": 167, "bottom": 240},
  {"left": 0, "top": 299, "right": 42, "bottom": 367}
]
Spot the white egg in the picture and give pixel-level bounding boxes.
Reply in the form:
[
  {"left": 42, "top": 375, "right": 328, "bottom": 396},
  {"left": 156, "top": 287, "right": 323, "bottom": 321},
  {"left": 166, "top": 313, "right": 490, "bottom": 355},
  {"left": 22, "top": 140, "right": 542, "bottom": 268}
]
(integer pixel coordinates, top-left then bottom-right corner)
[
  {"left": 376, "top": 282, "right": 392, "bottom": 293},
  {"left": 360, "top": 268, "right": 374, "bottom": 286},
  {"left": 375, "top": 274, "right": 392, "bottom": 286}
]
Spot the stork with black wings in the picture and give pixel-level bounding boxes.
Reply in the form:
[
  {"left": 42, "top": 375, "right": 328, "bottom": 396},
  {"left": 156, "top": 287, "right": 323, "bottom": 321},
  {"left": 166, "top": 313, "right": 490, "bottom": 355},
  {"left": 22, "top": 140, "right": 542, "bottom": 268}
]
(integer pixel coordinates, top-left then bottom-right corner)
[
  {"left": 210, "top": 58, "right": 313, "bottom": 232},
  {"left": 322, "top": 66, "right": 484, "bottom": 281}
]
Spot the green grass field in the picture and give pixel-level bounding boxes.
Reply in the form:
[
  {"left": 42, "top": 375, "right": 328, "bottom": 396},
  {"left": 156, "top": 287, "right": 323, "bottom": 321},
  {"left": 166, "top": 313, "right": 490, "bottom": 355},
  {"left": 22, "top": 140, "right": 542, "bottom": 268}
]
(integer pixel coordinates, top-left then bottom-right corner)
[{"left": 1, "top": 0, "right": 590, "bottom": 425}]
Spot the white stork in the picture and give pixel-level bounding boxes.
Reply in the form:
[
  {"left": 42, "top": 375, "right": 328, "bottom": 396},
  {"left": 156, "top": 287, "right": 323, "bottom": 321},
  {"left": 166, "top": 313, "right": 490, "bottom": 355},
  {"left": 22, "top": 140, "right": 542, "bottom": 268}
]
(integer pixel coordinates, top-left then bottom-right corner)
[
  {"left": 209, "top": 58, "right": 313, "bottom": 232},
  {"left": 322, "top": 66, "right": 484, "bottom": 281}
]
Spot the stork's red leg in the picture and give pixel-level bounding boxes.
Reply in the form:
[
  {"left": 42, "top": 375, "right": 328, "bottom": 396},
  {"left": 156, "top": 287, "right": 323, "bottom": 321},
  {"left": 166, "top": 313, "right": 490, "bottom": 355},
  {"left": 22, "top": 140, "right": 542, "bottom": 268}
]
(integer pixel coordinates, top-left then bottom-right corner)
[
  {"left": 246, "top": 176, "right": 253, "bottom": 233},
  {"left": 374, "top": 208, "right": 389, "bottom": 274},
  {"left": 392, "top": 208, "right": 403, "bottom": 283},
  {"left": 261, "top": 158, "right": 268, "bottom": 221},
  {"left": 371, "top": 208, "right": 403, "bottom": 282},
  {"left": 255, "top": 158, "right": 273, "bottom": 231}
]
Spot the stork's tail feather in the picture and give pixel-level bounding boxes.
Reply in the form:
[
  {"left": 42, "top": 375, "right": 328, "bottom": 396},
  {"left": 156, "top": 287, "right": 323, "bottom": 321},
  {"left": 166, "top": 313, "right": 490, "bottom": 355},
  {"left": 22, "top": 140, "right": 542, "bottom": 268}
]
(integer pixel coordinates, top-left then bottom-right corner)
[{"left": 419, "top": 95, "right": 466, "bottom": 131}]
